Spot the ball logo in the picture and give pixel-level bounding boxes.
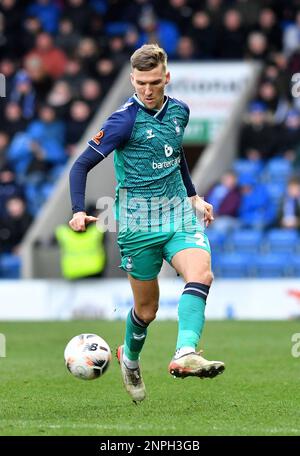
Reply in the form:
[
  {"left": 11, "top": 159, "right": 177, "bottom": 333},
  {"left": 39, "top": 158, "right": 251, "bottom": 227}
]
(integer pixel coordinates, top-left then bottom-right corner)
[{"left": 164, "top": 144, "right": 173, "bottom": 157}]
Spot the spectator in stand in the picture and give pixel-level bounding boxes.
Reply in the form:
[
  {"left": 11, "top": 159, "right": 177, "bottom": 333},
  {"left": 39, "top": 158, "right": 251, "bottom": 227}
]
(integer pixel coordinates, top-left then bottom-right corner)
[
  {"left": 55, "top": 17, "right": 80, "bottom": 56},
  {"left": 25, "top": 32, "right": 67, "bottom": 80},
  {"left": 66, "top": 100, "right": 91, "bottom": 155},
  {"left": 256, "top": 79, "right": 280, "bottom": 116},
  {"left": 277, "top": 176, "right": 300, "bottom": 229},
  {"left": 0, "top": 0, "right": 24, "bottom": 58},
  {"left": 0, "top": 167, "right": 24, "bottom": 217},
  {"left": 88, "top": 12, "right": 105, "bottom": 42},
  {"left": 0, "top": 0, "right": 23, "bottom": 40},
  {"left": 259, "top": 62, "right": 291, "bottom": 124},
  {"left": 64, "top": 0, "right": 93, "bottom": 35},
  {"left": 239, "top": 101, "right": 275, "bottom": 161},
  {"left": 7, "top": 118, "right": 66, "bottom": 182},
  {"left": 79, "top": 79, "right": 102, "bottom": 116},
  {"left": 23, "top": 53, "right": 53, "bottom": 102},
  {"left": 175, "top": 36, "right": 197, "bottom": 60},
  {"left": 245, "top": 31, "right": 268, "bottom": 61},
  {"left": 257, "top": 8, "right": 282, "bottom": 53},
  {"left": 94, "top": 58, "right": 118, "bottom": 94},
  {"left": 238, "top": 174, "right": 276, "bottom": 230},
  {"left": 158, "top": 0, "right": 193, "bottom": 35},
  {"left": 62, "top": 58, "right": 85, "bottom": 93},
  {"left": 76, "top": 37, "right": 100, "bottom": 75},
  {"left": 234, "top": 0, "right": 261, "bottom": 27},
  {"left": 0, "top": 196, "right": 32, "bottom": 254},
  {"left": 206, "top": 170, "right": 241, "bottom": 232},
  {"left": 47, "top": 80, "right": 73, "bottom": 119},
  {"left": 217, "top": 9, "right": 246, "bottom": 60},
  {"left": 0, "top": 132, "right": 10, "bottom": 170},
  {"left": 189, "top": 10, "right": 217, "bottom": 59},
  {"left": 292, "top": 140, "right": 300, "bottom": 171},
  {"left": 107, "top": 35, "right": 129, "bottom": 67},
  {"left": 21, "top": 16, "right": 42, "bottom": 54},
  {"left": 276, "top": 109, "right": 300, "bottom": 160},
  {"left": 204, "top": 0, "right": 225, "bottom": 28},
  {"left": 9, "top": 70, "right": 36, "bottom": 120},
  {"left": 55, "top": 205, "right": 106, "bottom": 280},
  {"left": 136, "top": 5, "right": 179, "bottom": 58},
  {"left": 26, "top": 0, "right": 61, "bottom": 35},
  {"left": 271, "top": 53, "right": 290, "bottom": 104},
  {"left": 283, "top": 10, "right": 300, "bottom": 58},
  {"left": 3, "top": 102, "right": 28, "bottom": 139},
  {"left": 27, "top": 104, "right": 65, "bottom": 146}
]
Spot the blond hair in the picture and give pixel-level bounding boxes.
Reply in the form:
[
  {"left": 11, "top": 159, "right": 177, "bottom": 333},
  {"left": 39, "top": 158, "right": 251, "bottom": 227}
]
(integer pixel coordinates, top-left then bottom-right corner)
[{"left": 130, "top": 44, "right": 167, "bottom": 72}]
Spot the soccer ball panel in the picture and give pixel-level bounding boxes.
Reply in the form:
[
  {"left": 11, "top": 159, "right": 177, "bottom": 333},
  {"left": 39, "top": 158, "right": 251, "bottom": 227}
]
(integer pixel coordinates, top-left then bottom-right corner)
[{"left": 64, "top": 334, "right": 111, "bottom": 380}]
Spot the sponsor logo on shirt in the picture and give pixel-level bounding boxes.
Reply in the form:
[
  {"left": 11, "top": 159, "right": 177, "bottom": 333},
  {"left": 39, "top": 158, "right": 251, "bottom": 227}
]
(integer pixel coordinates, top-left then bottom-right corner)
[
  {"left": 92, "top": 130, "right": 104, "bottom": 145},
  {"left": 164, "top": 144, "right": 173, "bottom": 157},
  {"left": 152, "top": 156, "right": 181, "bottom": 169}
]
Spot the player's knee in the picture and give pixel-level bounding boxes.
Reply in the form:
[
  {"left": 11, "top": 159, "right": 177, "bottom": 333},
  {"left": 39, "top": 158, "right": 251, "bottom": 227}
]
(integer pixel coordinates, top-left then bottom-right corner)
[
  {"left": 202, "top": 269, "right": 214, "bottom": 286},
  {"left": 137, "top": 301, "right": 158, "bottom": 324},
  {"left": 189, "top": 269, "right": 214, "bottom": 286}
]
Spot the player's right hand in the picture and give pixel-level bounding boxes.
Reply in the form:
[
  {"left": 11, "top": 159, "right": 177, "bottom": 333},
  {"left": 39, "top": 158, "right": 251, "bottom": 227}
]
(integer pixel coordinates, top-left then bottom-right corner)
[{"left": 69, "top": 211, "right": 99, "bottom": 232}]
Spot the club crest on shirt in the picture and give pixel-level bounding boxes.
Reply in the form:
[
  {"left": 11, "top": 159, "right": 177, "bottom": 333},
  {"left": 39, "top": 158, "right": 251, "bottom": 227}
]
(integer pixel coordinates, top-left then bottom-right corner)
[
  {"left": 146, "top": 129, "right": 155, "bottom": 139},
  {"left": 92, "top": 130, "right": 104, "bottom": 145}
]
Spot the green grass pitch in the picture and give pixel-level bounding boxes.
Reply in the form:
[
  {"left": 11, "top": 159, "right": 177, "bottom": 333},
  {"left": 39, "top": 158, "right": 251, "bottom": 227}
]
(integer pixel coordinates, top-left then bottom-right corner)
[{"left": 0, "top": 320, "right": 299, "bottom": 436}]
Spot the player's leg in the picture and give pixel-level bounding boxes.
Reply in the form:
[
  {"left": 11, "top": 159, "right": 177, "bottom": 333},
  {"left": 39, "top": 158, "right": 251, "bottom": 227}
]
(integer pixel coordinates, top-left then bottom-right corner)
[
  {"left": 171, "top": 247, "right": 212, "bottom": 354},
  {"left": 124, "top": 274, "right": 159, "bottom": 366},
  {"left": 117, "top": 234, "right": 164, "bottom": 401},
  {"left": 117, "top": 276, "right": 159, "bottom": 402},
  {"left": 164, "top": 231, "right": 225, "bottom": 378},
  {"left": 169, "top": 247, "right": 225, "bottom": 378}
]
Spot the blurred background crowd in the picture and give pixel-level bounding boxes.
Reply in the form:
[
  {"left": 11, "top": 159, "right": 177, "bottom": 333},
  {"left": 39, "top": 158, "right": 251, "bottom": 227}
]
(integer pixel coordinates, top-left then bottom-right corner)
[{"left": 1, "top": 0, "right": 300, "bottom": 278}]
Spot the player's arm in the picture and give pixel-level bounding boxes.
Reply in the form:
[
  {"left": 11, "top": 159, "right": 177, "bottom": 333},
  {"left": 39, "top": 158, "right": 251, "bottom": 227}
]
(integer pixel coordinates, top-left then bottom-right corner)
[
  {"left": 69, "top": 105, "right": 136, "bottom": 231},
  {"left": 69, "top": 146, "right": 104, "bottom": 231},
  {"left": 180, "top": 149, "right": 214, "bottom": 227},
  {"left": 180, "top": 149, "right": 196, "bottom": 197}
]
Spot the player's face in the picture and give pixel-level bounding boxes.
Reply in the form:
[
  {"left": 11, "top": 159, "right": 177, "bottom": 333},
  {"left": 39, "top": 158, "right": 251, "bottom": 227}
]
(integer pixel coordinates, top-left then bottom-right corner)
[{"left": 131, "top": 63, "right": 170, "bottom": 110}]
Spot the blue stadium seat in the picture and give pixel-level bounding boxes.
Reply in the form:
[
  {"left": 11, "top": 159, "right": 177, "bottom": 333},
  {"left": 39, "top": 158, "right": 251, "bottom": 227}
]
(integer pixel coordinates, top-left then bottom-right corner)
[
  {"left": 210, "top": 251, "right": 220, "bottom": 272},
  {"left": 253, "top": 253, "right": 289, "bottom": 277},
  {"left": 0, "top": 254, "right": 21, "bottom": 279},
  {"left": 265, "top": 182, "right": 285, "bottom": 207},
  {"left": 263, "top": 158, "right": 292, "bottom": 184},
  {"left": 265, "top": 229, "right": 299, "bottom": 254},
  {"left": 215, "top": 253, "right": 250, "bottom": 278},
  {"left": 226, "top": 229, "right": 263, "bottom": 253},
  {"left": 206, "top": 229, "right": 226, "bottom": 253},
  {"left": 105, "top": 22, "right": 131, "bottom": 36},
  {"left": 232, "top": 159, "right": 263, "bottom": 179},
  {"left": 290, "top": 256, "right": 300, "bottom": 276}
]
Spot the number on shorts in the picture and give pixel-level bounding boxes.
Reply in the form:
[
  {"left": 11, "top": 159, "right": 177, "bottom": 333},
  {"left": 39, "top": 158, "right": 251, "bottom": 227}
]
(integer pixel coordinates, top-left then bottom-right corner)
[{"left": 194, "top": 232, "right": 206, "bottom": 246}]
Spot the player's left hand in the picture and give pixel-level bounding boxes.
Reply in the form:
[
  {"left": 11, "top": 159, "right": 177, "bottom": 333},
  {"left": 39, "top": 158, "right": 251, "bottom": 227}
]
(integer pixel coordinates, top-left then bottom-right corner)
[{"left": 189, "top": 195, "right": 214, "bottom": 227}]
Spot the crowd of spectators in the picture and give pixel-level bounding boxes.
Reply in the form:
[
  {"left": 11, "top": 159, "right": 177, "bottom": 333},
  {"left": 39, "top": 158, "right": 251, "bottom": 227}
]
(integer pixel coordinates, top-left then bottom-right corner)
[{"left": 1, "top": 0, "right": 300, "bottom": 277}]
